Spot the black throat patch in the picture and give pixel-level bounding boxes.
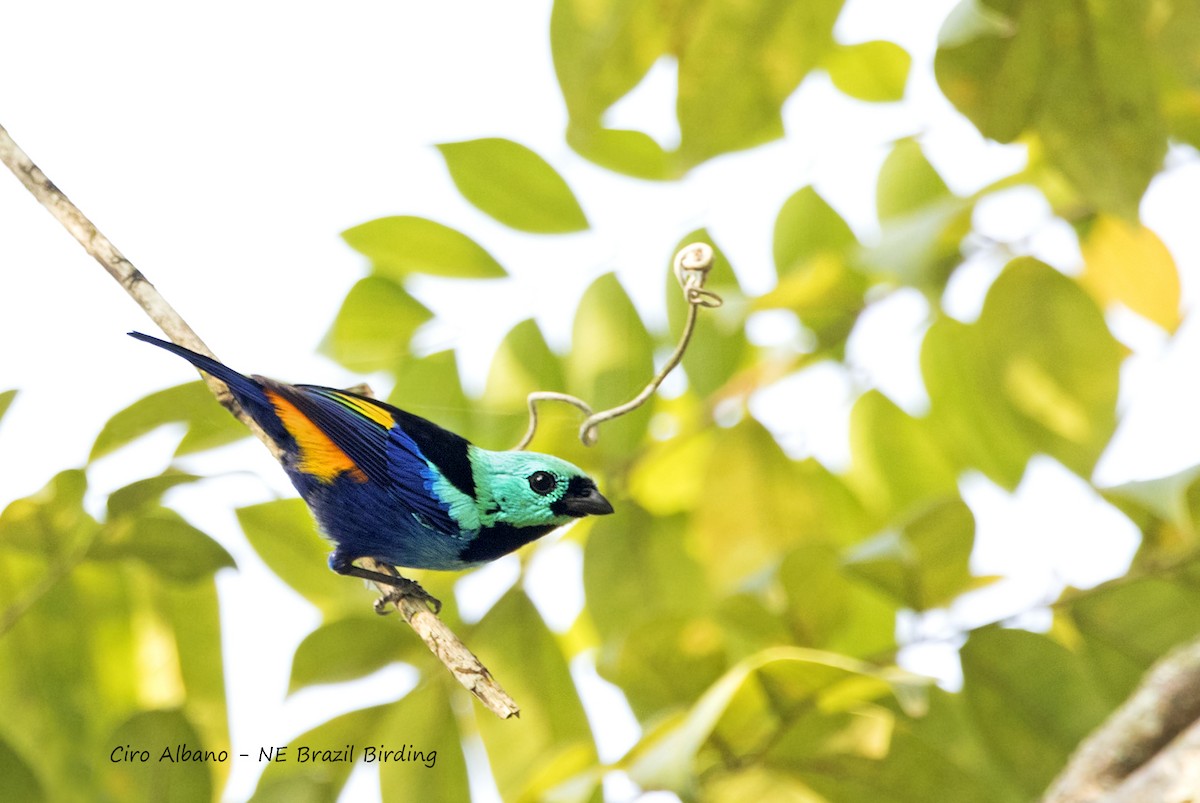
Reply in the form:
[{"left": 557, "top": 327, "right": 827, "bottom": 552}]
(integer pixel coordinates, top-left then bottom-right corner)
[{"left": 458, "top": 522, "right": 556, "bottom": 564}]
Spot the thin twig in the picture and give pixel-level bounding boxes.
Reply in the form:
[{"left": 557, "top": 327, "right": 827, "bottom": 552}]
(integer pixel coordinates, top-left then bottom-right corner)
[
  {"left": 0, "top": 122, "right": 519, "bottom": 719},
  {"left": 512, "top": 242, "right": 723, "bottom": 450}
]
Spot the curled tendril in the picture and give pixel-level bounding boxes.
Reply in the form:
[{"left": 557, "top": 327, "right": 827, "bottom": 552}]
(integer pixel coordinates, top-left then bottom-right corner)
[{"left": 512, "top": 242, "right": 723, "bottom": 450}]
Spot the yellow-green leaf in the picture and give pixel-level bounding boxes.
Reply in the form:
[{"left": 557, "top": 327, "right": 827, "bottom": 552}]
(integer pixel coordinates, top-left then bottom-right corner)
[
  {"left": 288, "top": 616, "right": 413, "bottom": 693},
  {"left": 470, "top": 589, "right": 596, "bottom": 801},
  {"left": 0, "top": 390, "right": 16, "bottom": 429},
  {"left": 824, "top": 40, "right": 911, "bottom": 102},
  {"left": 437, "top": 138, "right": 589, "bottom": 233},
  {"left": 1081, "top": 215, "right": 1181, "bottom": 332},
  {"left": 566, "top": 273, "right": 654, "bottom": 455},
  {"left": 342, "top": 216, "right": 506, "bottom": 279},
  {"left": 481, "top": 319, "right": 566, "bottom": 450},
  {"left": 90, "top": 382, "right": 248, "bottom": 462},
  {"left": 236, "top": 499, "right": 355, "bottom": 618},
  {"left": 960, "top": 628, "right": 1111, "bottom": 795},
  {"left": 0, "top": 735, "right": 43, "bottom": 803},
  {"left": 848, "top": 391, "right": 958, "bottom": 520},
  {"left": 935, "top": 0, "right": 1166, "bottom": 216},
  {"left": 99, "top": 711, "right": 212, "bottom": 803},
  {"left": 322, "top": 276, "right": 430, "bottom": 374},
  {"left": 921, "top": 258, "right": 1122, "bottom": 488}
]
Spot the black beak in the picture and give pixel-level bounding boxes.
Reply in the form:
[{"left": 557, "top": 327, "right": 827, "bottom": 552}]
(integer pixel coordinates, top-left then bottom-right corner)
[{"left": 561, "top": 485, "right": 614, "bottom": 517}]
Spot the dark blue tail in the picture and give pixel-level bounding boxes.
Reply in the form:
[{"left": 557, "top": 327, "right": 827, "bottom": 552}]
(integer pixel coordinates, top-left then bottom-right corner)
[{"left": 129, "top": 332, "right": 287, "bottom": 443}]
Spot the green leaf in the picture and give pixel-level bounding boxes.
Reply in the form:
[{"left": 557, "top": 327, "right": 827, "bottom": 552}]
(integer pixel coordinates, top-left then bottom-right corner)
[
  {"left": 481, "top": 318, "right": 566, "bottom": 450},
  {"left": 252, "top": 704, "right": 392, "bottom": 802},
  {"left": 342, "top": 216, "right": 506, "bottom": 279},
  {"left": 0, "top": 469, "right": 96, "bottom": 557},
  {"left": 1062, "top": 576, "right": 1200, "bottom": 702},
  {"left": 935, "top": 0, "right": 1166, "bottom": 216},
  {"left": 106, "top": 471, "right": 202, "bottom": 519},
  {"left": 437, "top": 138, "right": 589, "bottom": 233},
  {"left": 322, "top": 276, "right": 430, "bottom": 374},
  {"left": 585, "top": 505, "right": 709, "bottom": 644},
  {"left": 1102, "top": 465, "right": 1200, "bottom": 564},
  {"left": 847, "top": 391, "right": 959, "bottom": 520},
  {"left": 565, "top": 273, "right": 654, "bottom": 455},
  {"left": 625, "top": 647, "right": 925, "bottom": 793},
  {"left": 0, "top": 389, "right": 16, "bottom": 429},
  {"left": 553, "top": 0, "right": 844, "bottom": 172},
  {"left": 960, "top": 628, "right": 1111, "bottom": 795},
  {"left": 565, "top": 124, "right": 676, "bottom": 181},
  {"left": 762, "top": 188, "right": 867, "bottom": 349},
  {"left": 236, "top": 499, "right": 354, "bottom": 617},
  {"left": 673, "top": 0, "right": 844, "bottom": 167},
  {"left": 0, "top": 734, "right": 43, "bottom": 803},
  {"left": 598, "top": 612, "right": 730, "bottom": 721},
  {"left": 843, "top": 497, "right": 977, "bottom": 610},
  {"left": 90, "top": 382, "right": 248, "bottom": 462},
  {"left": 551, "top": 0, "right": 668, "bottom": 126},
  {"left": 789, "top": 688, "right": 1023, "bottom": 803},
  {"left": 0, "top": 549, "right": 223, "bottom": 800},
  {"left": 780, "top": 544, "right": 898, "bottom": 657},
  {"left": 860, "top": 138, "right": 972, "bottom": 290},
  {"left": 98, "top": 710, "right": 213, "bottom": 803},
  {"left": 824, "top": 40, "right": 912, "bottom": 102},
  {"left": 92, "top": 510, "right": 236, "bottom": 583},
  {"left": 690, "top": 420, "right": 862, "bottom": 590},
  {"left": 876, "top": 138, "right": 953, "bottom": 221},
  {"left": 159, "top": 578, "right": 231, "bottom": 783},
  {"left": 388, "top": 350, "right": 474, "bottom": 442},
  {"left": 773, "top": 187, "right": 858, "bottom": 276},
  {"left": 470, "top": 589, "right": 596, "bottom": 801},
  {"left": 289, "top": 616, "right": 412, "bottom": 693},
  {"left": 1151, "top": 0, "right": 1200, "bottom": 149},
  {"left": 921, "top": 258, "right": 1122, "bottom": 489},
  {"left": 0, "top": 468, "right": 229, "bottom": 800},
  {"left": 379, "top": 686, "right": 470, "bottom": 803}
]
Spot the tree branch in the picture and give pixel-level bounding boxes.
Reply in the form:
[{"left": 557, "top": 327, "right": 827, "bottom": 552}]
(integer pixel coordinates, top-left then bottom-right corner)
[
  {"left": 0, "top": 122, "right": 519, "bottom": 719},
  {"left": 1043, "top": 636, "right": 1200, "bottom": 802}
]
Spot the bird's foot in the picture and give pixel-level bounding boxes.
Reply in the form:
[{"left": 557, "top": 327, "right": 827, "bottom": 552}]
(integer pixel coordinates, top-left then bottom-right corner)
[
  {"left": 374, "top": 574, "right": 442, "bottom": 615},
  {"left": 330, "top": 554, "right": 442, "bottom": 614}
]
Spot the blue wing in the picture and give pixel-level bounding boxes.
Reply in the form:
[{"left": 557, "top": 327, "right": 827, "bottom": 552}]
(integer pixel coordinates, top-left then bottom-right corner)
[{"left": 266, "top": 382, "right": 462, "bottom": 536}]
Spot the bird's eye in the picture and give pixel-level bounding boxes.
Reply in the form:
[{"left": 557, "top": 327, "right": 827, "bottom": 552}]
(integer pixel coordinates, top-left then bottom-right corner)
[{"left": 528, "top": 471, "right": 556, "bottom": 495}]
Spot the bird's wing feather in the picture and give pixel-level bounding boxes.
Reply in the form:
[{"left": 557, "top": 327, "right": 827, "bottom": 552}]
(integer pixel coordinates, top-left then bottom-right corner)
[{"left": 268, "top": 383, "right": 461, "bottom": 535}]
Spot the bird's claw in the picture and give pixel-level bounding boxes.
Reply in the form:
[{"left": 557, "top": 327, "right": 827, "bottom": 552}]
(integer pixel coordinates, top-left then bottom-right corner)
[{"left": 375, "top": 576, "right": 442, "bottom": 615}]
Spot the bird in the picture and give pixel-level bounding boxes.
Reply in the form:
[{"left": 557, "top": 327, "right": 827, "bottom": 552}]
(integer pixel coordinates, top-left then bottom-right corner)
[{"left": 130, "top": 332, "right": 613, "bottom": 611}]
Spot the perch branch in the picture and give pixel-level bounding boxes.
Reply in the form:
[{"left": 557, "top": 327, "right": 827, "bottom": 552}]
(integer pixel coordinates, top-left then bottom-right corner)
[
  {"left": 513, "top": 242, "right": 722, "bottom": 450},
  {"left": 1043, "top": 636, "right": 1200, "bottom": 802},
  {"left": 0, "top": 122, "right": 519, "bottom": 719}
]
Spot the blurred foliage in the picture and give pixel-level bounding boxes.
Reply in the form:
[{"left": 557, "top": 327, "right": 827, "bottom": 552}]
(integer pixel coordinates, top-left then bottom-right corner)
[
  {"left": 9, "top": 1, "right": 1200, "bottom": 801},
  {"left": 0, "top": 464, "right": 231, "bottom": 802}
]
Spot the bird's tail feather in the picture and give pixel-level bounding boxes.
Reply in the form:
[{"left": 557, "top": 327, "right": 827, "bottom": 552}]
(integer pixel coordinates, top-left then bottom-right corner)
[{"left": 128, "top": 332, "right": 287, "bottom": 442}]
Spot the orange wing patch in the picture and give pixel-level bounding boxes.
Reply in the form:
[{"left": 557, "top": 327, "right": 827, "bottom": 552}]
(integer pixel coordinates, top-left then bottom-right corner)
[{"left": 267, "top": 390, "right": 368, "bottom": 483}]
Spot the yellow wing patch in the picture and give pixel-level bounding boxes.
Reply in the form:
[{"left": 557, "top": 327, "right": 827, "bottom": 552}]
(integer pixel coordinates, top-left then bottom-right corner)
[
  {"left": 267, "top": 390, "right": 367, "bottom": 483},
  {"left": 332, "top": 393, "right": 395, "bottom": 429}
]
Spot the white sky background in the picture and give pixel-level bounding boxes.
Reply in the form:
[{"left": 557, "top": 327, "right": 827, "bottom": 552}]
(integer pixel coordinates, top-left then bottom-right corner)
[{"left": 4, "top": 1, "right": 1200, "bottom": 800}]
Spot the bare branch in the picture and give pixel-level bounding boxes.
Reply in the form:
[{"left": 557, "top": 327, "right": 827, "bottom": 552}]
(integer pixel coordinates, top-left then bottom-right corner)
[
  {"left": 0, "top": 121, "right": 519, "bottom": 719},
  {"left": 1044, "top": 636, "right": 1200, "bottom": 802}
]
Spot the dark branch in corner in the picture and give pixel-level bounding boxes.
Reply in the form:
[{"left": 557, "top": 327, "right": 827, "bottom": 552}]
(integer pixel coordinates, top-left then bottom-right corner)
[
  {"left": 1043, "top": 636, "right": 1200, "bottom": 802},
  {"left": 0, "top": 122, "right": 520, "bottom": 719}
]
